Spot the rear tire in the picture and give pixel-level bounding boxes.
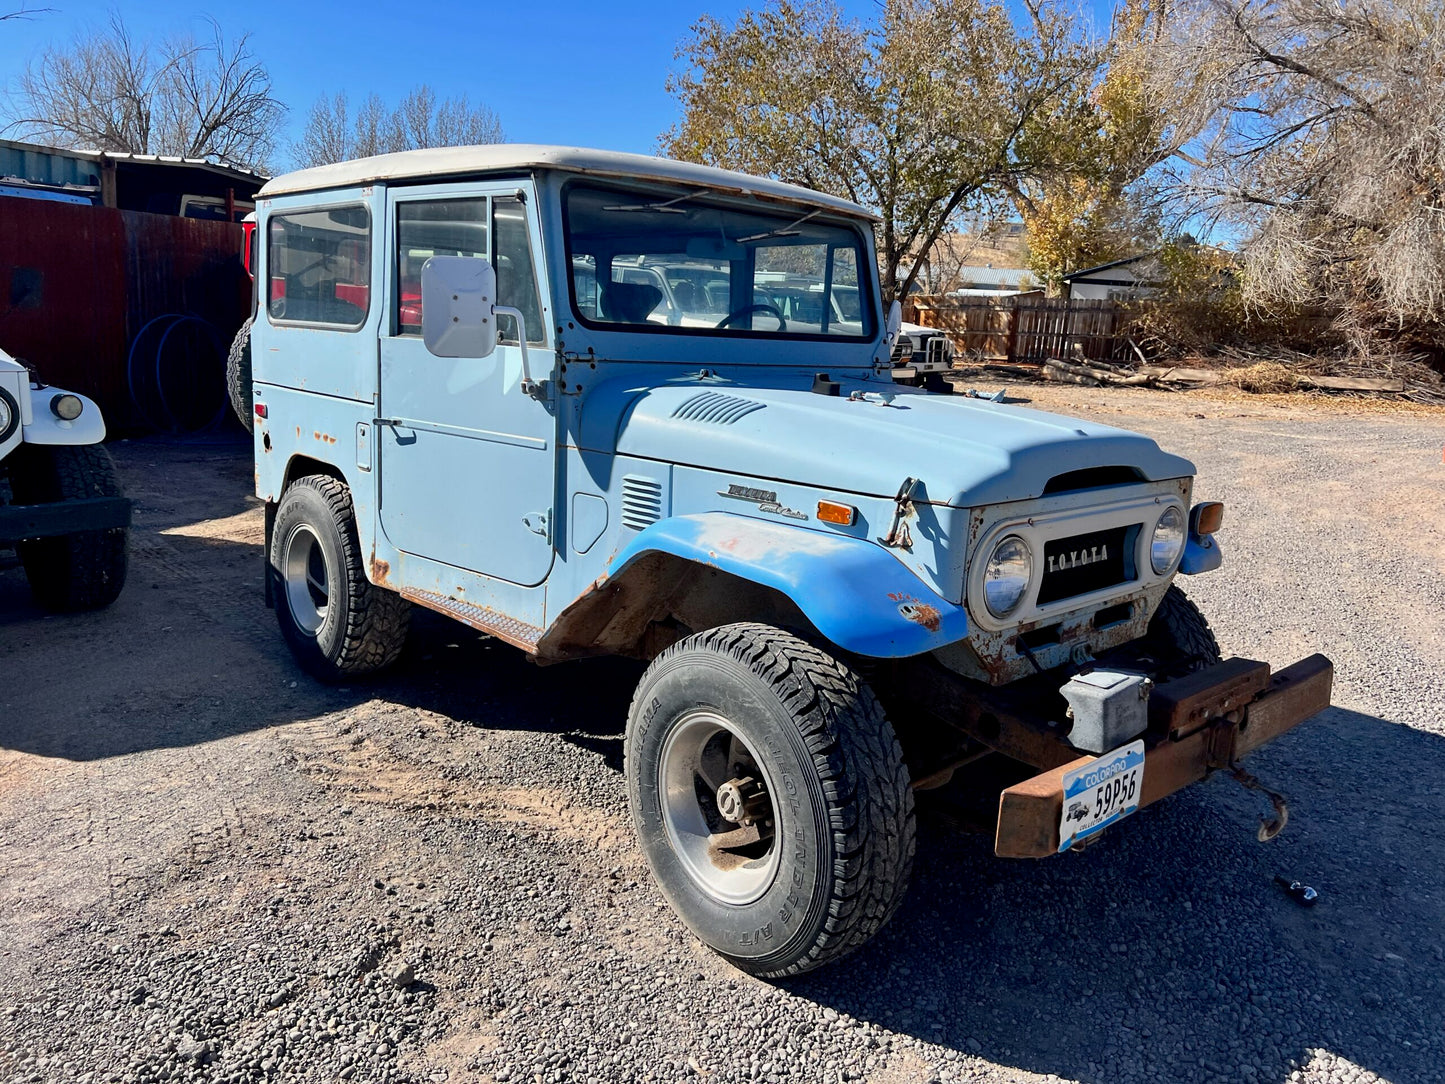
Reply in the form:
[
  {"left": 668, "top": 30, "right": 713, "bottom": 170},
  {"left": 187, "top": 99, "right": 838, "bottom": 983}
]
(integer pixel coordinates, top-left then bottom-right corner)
[
  {"left": 226, "top": 317, "right": 254, "bottom": 433},
  {"left": 625, "top": 622, "right": 915, "bottom": 978},
  {"left": 9, "top": 444, "right": 127, "bottom": 611},
  {"left": 269, "top": 475, "right": 410, "bottom": 681}
]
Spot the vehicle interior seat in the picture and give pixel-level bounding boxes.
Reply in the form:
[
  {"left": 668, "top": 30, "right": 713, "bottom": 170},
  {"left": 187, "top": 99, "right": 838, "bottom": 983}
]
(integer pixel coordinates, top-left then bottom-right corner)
[{"left": 600, "top": 281, "right": 663, "bottom": 323}]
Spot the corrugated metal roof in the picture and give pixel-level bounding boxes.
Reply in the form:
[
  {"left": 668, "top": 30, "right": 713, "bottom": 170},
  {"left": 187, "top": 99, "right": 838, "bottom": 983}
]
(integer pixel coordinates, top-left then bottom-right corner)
[
  {"left": 0, "top": 138, "right": 267, "bottom": 186},
  {"left": 951, "top": 265, "right": 1038, "bottom": 286},
  {"left": 259, "top": 144, "right": 879, "bottom": 220}
]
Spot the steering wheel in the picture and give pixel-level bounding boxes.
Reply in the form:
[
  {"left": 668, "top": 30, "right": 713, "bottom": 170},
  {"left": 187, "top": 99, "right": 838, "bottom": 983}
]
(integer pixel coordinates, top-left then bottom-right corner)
[{"left": 715, "top": 303, "right": 787, "bottom": 332}]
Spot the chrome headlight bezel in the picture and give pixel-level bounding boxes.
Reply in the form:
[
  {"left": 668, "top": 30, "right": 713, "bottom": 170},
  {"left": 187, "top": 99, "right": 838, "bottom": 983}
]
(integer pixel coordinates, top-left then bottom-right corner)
[
  {"left": 983, "top": 534, "right": 1032, "bottom": 618},
  {"left": 1150, "top": 505, "right": 1186, "bottom": 574}
]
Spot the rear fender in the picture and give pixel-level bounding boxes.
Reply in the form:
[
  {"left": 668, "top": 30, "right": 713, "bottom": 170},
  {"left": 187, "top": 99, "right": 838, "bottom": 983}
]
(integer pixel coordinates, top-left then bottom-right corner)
[{"left": 596, "top": 512, "right": 968, "bottom": 658}]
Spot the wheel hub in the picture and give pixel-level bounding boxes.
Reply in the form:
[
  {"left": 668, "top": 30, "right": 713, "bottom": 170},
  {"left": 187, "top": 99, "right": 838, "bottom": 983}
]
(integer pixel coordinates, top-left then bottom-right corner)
[
  {"left": 715, "top": 776, "right": 770, "bottom": 829},
  {"left": 657, "top": 711, "right": 782, "bottom": 905},
  {"left": 281, "top": 523, "right": 330, "bottom": 636}
]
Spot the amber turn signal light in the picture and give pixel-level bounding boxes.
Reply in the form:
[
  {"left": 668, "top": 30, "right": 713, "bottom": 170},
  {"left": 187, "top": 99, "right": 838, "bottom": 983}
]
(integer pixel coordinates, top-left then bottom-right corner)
[
  {"left": 816, "top": 500, "right": 856, "bottom": 526},
  {"left": 1191, "top": 501, "right": 1224, "bottom": 535}
]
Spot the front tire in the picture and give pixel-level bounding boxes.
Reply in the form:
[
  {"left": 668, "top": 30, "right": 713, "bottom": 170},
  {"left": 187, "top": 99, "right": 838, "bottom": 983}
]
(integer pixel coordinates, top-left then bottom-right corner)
[
  {"left": 625, "top": 623, "right": 915, "bottom": 978},
  {"left": 10, "top": 444, "right": 128, "bottom": 611},
  {"left": 1143, "top": 584, "right": 1222, "bottom": 677},
  {"left": 269, "top": 475, "right": 410, "bottom": 681}
]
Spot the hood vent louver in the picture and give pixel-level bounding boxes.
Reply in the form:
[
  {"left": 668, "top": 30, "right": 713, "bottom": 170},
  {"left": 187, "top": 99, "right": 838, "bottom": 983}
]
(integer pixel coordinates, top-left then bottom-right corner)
[
  {"left": 672, "top": 391, "right": 765, "bottom": 425},
  {"left": 620, "top": 475, "right": 664, "bottom": 531}
]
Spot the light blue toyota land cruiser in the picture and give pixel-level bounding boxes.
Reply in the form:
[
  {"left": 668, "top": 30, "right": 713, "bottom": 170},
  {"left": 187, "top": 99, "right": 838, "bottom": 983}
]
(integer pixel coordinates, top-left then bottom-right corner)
[{"left": 245, "top": 146, "right": 1333, "bottom": 977}]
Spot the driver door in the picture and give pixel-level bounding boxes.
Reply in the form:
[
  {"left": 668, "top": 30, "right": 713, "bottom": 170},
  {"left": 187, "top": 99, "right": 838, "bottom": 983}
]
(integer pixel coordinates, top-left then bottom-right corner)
[{"left": 377, "top": 183, "right": 556, "bottom": 586}]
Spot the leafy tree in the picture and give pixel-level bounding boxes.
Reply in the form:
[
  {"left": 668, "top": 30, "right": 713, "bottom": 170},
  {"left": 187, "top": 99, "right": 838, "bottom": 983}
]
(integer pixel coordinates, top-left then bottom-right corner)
[
  {"left": 6, "top": 14, "right": 283, "bottom": 172},
  {"left": 663, "top": 0, "right": 1094, "bottom": 300},
  {"left": 1010, "top": 0, "right": 1178, "bottom": 290},
  {"left": 296, "top": 86, "right": 504, "bottom": 168}
]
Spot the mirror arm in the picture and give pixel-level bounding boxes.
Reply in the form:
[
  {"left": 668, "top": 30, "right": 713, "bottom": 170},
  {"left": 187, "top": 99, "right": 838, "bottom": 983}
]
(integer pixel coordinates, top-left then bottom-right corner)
[{"left": 494, "top": 305, "right": 544, "bottom": 398}]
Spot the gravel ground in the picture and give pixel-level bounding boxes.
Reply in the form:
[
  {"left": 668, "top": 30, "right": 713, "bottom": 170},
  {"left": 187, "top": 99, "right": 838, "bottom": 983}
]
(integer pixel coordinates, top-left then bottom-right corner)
[{"left": 1, "top": 384, "right": 1442, "bottom": 1084}]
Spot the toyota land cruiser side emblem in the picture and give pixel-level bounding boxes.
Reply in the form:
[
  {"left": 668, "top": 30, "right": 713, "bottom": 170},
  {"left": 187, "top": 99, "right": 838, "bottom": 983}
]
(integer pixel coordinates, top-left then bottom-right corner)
[
  {"left": 718, "top": 483, "right": 809, "bottom": 520},
  {"left": 1047, "top": 545, "right": 1108, "bottom": 573}
]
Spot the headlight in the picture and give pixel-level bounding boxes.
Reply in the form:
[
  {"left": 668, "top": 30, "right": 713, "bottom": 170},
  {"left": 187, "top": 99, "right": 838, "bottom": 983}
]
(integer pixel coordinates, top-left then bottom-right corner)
[
  {"left": 51, "top": 393, "right": 83, "bottom": 421},
  {"left": 0, "top": 390, "right": 14, "bottom": 440},
  {"left": 1151, "top": 505, "right": 1186, "bottom": 574},
  {"left": 983, "top": 535, "right": 1032, "bottom": 617}
]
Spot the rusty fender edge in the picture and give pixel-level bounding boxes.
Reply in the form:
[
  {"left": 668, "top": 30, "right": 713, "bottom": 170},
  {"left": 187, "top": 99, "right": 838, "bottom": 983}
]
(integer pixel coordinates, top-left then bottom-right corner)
[{"left": 994, "top": 654, "right": 1334, "bottom": 859}]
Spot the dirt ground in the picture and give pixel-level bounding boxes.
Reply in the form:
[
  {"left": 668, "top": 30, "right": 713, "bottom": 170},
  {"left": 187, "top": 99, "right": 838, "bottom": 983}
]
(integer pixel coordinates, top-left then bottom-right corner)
[{"left": 2, "top": 382, "right": 1443, "bottom": 1084}]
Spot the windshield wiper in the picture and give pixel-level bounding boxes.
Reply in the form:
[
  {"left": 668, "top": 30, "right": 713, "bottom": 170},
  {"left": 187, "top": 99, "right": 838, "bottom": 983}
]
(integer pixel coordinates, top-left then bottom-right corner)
[
  {"left": 601, "top": 189, "right": 704, "bottom": 214},
  {"left": 734, "top": 209, "right": 821, "bottom": 244}
]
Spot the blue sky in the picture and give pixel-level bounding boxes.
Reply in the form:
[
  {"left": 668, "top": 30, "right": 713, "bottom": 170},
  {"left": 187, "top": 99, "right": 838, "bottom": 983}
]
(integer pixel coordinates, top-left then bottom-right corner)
[{"left": 2, "top": 1, "right": 1118, "bottom": 170}]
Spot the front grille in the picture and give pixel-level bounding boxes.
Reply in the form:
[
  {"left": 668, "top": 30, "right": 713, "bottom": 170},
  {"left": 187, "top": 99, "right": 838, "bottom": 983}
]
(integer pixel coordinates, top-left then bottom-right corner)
[{"left": 1036, "top": 525, "right": 1133, "bottom": 605}]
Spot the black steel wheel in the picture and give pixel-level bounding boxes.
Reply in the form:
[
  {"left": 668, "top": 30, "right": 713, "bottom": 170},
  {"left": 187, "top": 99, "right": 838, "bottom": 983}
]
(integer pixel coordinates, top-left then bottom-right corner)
[
  {"left": 9, "top": 444, "right": 127, "bottom": 611},
  {"left": 625, "top": 622, "right": 915, "bottom": 978}
]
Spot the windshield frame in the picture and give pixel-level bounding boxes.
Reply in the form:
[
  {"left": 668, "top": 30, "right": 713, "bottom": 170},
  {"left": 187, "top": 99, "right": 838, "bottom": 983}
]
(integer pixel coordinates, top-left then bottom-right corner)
[{"left": 559, "top": 178, "right": 879, "bottom": 344}]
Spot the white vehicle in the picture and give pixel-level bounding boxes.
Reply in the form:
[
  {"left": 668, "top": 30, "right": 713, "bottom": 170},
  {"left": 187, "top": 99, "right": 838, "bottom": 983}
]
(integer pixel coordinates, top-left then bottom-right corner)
[
  {"left": 891, "top": 321, "right": 955, "bottom": 391},
  {"left": 0, "top": 349, "right": 129, "bottom": 610}
]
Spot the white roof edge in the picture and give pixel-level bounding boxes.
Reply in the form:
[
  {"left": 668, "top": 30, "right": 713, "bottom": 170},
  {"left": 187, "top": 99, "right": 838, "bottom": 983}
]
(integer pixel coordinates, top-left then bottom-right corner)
[{"left": 258, "top": 144, "right": 879, "bottom": 221}]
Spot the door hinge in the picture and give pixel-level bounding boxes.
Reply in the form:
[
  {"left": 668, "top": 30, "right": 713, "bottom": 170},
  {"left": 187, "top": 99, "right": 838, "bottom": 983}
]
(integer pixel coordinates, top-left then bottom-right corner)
[{"left": 522, "top": 510, "right": 551, "bottom": 541}]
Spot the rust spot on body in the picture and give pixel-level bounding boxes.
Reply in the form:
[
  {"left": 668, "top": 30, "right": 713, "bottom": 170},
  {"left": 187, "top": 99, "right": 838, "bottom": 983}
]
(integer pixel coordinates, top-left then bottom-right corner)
[
  {"left": 371, "top": 558, "right": 390, "bottom": 586},
  {"left": 892, "top": 595, "right": 942, "bottom": 632}
]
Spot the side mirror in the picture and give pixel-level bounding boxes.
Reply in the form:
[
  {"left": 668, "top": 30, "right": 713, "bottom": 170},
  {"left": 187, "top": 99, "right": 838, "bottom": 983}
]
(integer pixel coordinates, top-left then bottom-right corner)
[
  {"left": 884, "top": 299, "right": 902, "bottom": 349},
  {"left": 421, "top": 255, "right": 499, "bottom": 359}
]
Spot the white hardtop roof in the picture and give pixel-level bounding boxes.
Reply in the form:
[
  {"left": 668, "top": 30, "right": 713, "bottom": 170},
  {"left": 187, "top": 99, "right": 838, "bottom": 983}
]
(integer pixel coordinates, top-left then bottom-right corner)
[{"left": 259, "top": 144, "right": 878, "bottom": 221}]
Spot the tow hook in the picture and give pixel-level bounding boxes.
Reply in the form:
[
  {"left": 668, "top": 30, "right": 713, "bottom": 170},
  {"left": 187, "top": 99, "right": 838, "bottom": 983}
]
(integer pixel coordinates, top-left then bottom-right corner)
[
  {"left": 1229, "top": 763, "right": 1290, "bottom": 842},
  {"left": 879, "top": 476, "right": 919, "bottom": 550}
]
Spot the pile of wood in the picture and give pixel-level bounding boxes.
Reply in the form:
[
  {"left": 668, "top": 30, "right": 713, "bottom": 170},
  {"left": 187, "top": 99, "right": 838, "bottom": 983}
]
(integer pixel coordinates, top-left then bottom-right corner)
[{"left": 1033, "top": 341, "right": 1444, "bottom": 402}]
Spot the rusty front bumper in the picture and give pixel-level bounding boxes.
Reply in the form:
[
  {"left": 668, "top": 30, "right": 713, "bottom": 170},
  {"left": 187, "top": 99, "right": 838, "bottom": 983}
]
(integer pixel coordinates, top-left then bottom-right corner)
[{"left": 994, "top": 654, "right": 1334, "bottom": 858}]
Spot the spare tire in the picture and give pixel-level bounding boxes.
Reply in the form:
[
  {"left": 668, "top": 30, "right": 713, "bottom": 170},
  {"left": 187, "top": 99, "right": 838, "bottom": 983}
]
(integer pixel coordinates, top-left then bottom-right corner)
[{"left": 226, "top": 316, "right": 254, "bottom": 433}]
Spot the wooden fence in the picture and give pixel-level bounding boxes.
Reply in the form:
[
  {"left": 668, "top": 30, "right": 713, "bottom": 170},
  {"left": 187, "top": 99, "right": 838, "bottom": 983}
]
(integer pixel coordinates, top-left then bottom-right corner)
[{"left": 907, "top": 295, "right": 1136, "bottom": 365}]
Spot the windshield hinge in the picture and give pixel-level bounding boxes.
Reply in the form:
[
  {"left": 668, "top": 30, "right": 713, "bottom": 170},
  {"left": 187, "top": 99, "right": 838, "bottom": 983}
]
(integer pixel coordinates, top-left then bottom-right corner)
[{"left": 879, "top": 476, "right": 919, "bottom": 550}]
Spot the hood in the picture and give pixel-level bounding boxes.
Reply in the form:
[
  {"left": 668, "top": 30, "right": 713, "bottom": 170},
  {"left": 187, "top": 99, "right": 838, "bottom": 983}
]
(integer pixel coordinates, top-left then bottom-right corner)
[{"left": 578, "top": 371, "right": 1194, "bottom": 507}]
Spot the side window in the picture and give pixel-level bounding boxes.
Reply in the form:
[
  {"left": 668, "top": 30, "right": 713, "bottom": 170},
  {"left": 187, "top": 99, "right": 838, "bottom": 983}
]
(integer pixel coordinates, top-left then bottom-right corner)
[
  {"left": 493, "top": 196, "right": 545, "bottom": 344},
  {"left": 267, "top": 205, "right": 371, "bottom": 328},
  {"left": 572, "top": 257, "right": 599, "bottom": 319},
  {"left": 394, "top": 198, "right": 489, "bottom": 336}
]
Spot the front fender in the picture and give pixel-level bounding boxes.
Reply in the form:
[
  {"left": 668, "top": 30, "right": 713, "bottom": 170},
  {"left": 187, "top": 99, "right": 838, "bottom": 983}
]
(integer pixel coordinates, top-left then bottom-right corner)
[
  {"left": 23, "top": 387, "right": 105, "bottom": 445},
  {"left": 608, "top": 512, "right": 968, "bottom": 658}
]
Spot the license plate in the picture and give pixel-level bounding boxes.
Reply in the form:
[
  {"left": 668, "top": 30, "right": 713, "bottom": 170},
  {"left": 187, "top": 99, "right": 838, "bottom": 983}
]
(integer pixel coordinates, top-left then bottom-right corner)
[{"left": 1059, "top": 739, "right": 1145, "bottom": 852}]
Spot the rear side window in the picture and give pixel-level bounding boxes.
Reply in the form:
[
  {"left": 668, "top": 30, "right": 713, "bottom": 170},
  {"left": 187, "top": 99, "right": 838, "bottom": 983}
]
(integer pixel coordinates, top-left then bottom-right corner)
[{"left": 267, "top": 205, "right": 371, "bottom": 329}]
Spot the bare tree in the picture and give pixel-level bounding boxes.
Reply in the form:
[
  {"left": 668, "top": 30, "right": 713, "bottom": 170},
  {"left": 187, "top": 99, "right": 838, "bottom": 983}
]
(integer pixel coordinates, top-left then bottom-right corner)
[
  {"left": 1146, "top": 0, "right": 1445, "bottom": 346},
  {"left": 2, "top": 3, "right": 53, "bottom": 21},
  {"left": 5, "top": 14, "right": 283, "bottom": 171},
  {"left": 296, "top": 85, "right": 504, "bottom": 168},
  {"left": 663, "top": 0, "right": 1096, "bottom": 300}
]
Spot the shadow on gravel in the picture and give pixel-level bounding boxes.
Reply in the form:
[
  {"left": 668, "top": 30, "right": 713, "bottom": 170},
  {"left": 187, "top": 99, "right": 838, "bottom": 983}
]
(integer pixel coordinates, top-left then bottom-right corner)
[
  {"left": 788, "top": 705, "right": 1445, "bottom": 1084},
  {"left": 374, "top": 609, "right": 641, "bottom": 769}
]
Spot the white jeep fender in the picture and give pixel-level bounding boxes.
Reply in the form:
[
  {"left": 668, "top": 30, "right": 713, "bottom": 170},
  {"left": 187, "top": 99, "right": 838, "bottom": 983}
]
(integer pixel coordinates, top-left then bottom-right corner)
[{"left": 24, "top": 385, "right": 106, "bottom": 445}]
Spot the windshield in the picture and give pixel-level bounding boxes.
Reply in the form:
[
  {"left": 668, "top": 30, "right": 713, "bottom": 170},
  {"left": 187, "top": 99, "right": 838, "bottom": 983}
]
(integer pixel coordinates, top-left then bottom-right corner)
[{"left": 564, "top": 183, "right": 875, "bottom": 340}]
